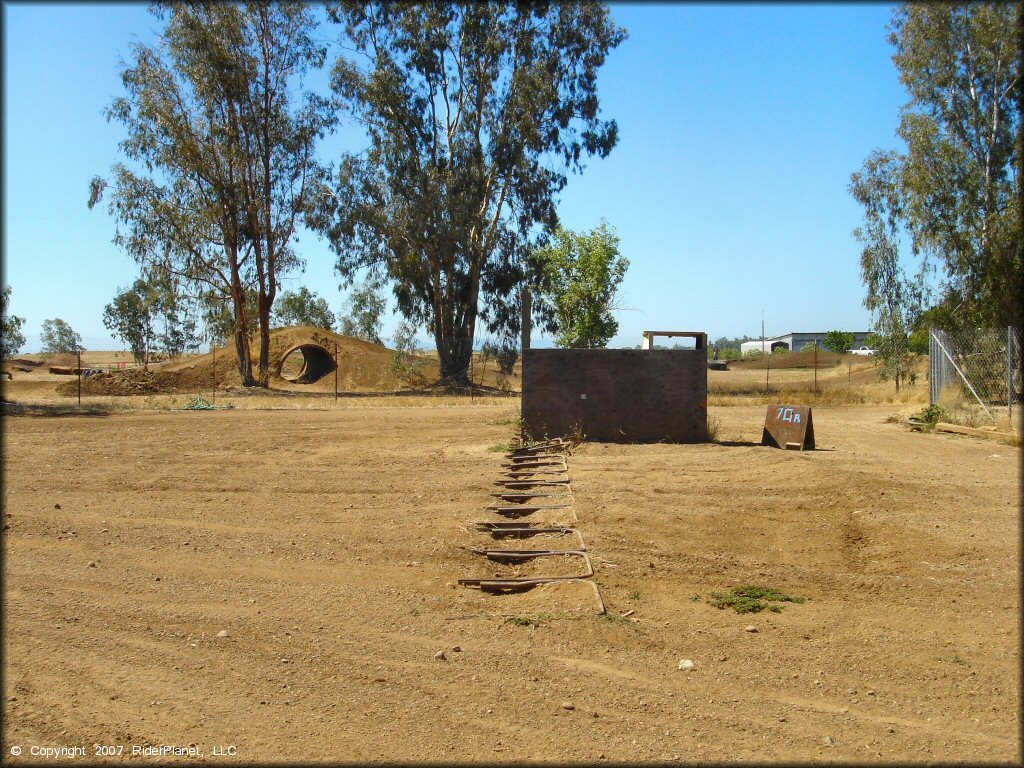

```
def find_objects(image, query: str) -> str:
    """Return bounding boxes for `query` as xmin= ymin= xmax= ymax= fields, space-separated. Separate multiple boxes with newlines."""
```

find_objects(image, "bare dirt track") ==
xmin=2 ymin=401 xmax=1020 ymax=763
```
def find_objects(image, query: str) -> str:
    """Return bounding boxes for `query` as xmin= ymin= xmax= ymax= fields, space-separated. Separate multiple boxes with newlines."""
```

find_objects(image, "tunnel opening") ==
xmin=278 ymin=344 xmax=337 ymax=384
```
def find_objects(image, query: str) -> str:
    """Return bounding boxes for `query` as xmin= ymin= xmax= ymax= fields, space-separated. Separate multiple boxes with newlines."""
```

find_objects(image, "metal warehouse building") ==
xmin=739 ymin=331 xmax=870 ymax=355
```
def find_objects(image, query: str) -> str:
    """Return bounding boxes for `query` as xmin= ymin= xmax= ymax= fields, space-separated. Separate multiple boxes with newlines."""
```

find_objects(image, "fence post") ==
xmin=1008 ymin=326 xmax=1014 ymax=423
xmin=813 ymin=344 xmax=818 ymax=393
xmin=77 ymin=349 xmax=82 ymax=406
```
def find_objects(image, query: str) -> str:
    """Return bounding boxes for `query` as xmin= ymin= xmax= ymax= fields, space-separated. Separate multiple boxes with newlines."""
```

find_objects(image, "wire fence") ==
xmin=929 ymin=327 xmax=1021 ymax=423
xmin=604 ymin=339 xmax=915 ymax=402
xmin=1 ymin=332 xmax=522 ymax=408
xmin=10 ymin=328 xmax=978 ymax=410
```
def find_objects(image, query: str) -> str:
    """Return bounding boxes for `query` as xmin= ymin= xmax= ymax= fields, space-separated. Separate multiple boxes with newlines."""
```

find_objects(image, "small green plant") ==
xmin=628 ymin=590 xmax=641 ymax=601
xmin=707 ymin=585 xmax=805 ymax=614
xmin=503 ymin=612 xmax=555 ymax=627
xmin=914 ymin=404 xmax=946 ymax=426
xmin=489 ymin=442 xmax=512 ymax=452
xmin=599 ymin=613 xmax=640 ymax=630
xmin=689 ymin=594 xmax=702 ymax=602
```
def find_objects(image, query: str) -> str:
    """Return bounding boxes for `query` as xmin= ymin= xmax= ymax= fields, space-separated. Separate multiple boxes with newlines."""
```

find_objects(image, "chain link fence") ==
xmin=929 ymin=327 xmax=1021 ymax=424
xmin=2 ymin=330 xmax=521 ymax=410
xmin=391 ymin=334 xmax=521 ymax=394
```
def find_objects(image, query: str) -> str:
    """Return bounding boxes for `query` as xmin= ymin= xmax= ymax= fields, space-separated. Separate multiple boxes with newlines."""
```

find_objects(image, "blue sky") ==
xmin=2 ymin=2 xmax=908 ymax=352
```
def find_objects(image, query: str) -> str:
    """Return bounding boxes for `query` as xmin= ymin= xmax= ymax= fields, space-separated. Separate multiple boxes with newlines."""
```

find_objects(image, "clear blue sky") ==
xmin=2 ymin=2 xmax=908 ymax=352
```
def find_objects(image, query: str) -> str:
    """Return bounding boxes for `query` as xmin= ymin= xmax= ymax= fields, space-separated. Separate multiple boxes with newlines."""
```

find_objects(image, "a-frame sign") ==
xmin=761 ymin=404 xmax=815 ymax=450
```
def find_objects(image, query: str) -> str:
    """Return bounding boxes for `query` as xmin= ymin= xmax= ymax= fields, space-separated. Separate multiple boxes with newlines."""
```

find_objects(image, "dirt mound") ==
xmin=58 ymin=326 xmax=440 ymax=396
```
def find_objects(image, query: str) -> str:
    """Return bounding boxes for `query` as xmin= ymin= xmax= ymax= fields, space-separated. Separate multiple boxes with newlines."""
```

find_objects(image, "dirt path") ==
xmin=2 ymin=403 xmax=1019 ymax=762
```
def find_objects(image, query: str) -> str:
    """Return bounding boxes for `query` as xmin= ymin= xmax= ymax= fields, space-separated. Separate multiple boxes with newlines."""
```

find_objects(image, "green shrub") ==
xmin=707 ymin=585 xmax=805 ymax=614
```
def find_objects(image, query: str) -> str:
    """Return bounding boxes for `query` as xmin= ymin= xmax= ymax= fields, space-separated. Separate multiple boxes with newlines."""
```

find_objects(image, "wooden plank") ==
xmin=934 ymin=422 xmax=1020 ymax=445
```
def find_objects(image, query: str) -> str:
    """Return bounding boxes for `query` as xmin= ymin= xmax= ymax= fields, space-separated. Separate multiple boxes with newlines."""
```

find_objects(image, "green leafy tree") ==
xmin=1 ymin=286 xmax=27 ymax=359
xmin=718 ymin=348 xmax=741 ymax=362
xmin=390 ymin=318 xmax=427 ymax=384
xmin=200 ymin=287 xmax=258 ymax=347
xmin=89 ymin=3 xmax=334 ymax=386
xmin=103 ymin=273 xmax=199 ymax=365
xmin=274 ymin=287 xmax=336 ymax=331
xmin=850 ymin=3 xmax=1021 ymax=332
xmin=871 ymin=319 xmax=918 ymax=392
xmin=908 ymin=327 xmax=930 ymax=355
xmin=823 ymin=330 xmax=856 ymax=356
xmin=337 ymin=277 xmax=386 ymax=345
xmin=319 ymin=2 xmax=626 ymax=382
xmin=850 ymin=150 xmax=925 ymax=393
xmin=534 ymin=222 xmax=629 ymax=348
xmin=40 ymin=319 xmax=84 ymax=354
xmin=103 ymin=280 xmax=156 ymax=365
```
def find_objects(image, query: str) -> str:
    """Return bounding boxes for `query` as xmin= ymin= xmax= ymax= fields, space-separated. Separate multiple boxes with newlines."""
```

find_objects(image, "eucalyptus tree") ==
xmin=1 ymin=287 xmax=27 ymax=359
xmin=850 ymin=2 xmax=1021 ymax=333
xmin=337 ymin=276 xmax=387 ymax=345
xmin=89 ymin=2 xmax=334 ymax=385
xmin=40 ymin=319 xmax=85 ymax=354
xmin=319 ymin=2 xmax=626 ymax=383
xmin=274 ymin=287 xmax=337 ymax=330
xmin=103 ymin=280 xmax=157 ymax=366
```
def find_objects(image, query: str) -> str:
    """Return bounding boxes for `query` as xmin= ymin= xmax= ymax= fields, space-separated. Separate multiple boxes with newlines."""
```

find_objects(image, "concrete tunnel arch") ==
xmin=278 ymin=343 xmax=337 ymax=384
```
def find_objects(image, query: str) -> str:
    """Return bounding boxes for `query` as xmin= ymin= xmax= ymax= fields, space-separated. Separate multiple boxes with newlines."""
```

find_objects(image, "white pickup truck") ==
xmin=848 ymin=346 xmax=878 ymax=356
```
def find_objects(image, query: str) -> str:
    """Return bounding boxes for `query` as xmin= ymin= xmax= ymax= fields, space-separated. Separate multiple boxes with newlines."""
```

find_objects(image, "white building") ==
xmin=739 ymin=331 xmax=870 ymax=355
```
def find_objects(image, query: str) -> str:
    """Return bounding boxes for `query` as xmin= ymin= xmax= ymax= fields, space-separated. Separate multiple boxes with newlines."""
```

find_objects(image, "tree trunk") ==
xmin=234 ymin=325 xmax=255 ymax=387
xmin=435 ymin=324 xmax=474 ymax=386
xmin=230 ymin=266 xmax=256 ymax=388
xmin=257 ymin=293 xmax=272 ymax=387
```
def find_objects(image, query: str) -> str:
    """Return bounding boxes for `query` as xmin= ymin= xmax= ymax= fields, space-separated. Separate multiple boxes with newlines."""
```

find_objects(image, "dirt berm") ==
xmin=57 ymin=326 xmax=440 ymax=396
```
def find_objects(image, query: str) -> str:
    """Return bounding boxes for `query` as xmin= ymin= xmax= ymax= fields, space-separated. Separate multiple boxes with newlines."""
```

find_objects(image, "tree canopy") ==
xmin=534 ymin=222 xmax=628 ymax=348
xmin=317 ymin=1 xmax=626 ymax=382
xmin=40 ymin=319 xmax=84 ymax=354
xmin=822 ymin=330 xmax=856 ymax=356
xmin=90 ymin=2 xmax=334 ymax=385
xmin=850 ymin=2 xmax=1021 ymax=333
xmin=337 ymin=276 xmax=387 ymax=345
xmin=274 ymin=287 xmax=337 ymax=330
xmin=103 ymin=280 xmax=156 ymax=366
xmin=1 ymin=287 xmax=27 ymax=359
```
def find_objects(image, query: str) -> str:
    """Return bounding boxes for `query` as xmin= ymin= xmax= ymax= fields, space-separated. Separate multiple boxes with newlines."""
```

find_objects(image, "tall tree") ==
xmin=319 ymin=2 xmax=626 ymax=382
xmin=1 ymin=286 xmax=27 ymax=359
xmin=104 ymin=274 xmax=200 ymax=365
xmin=40 ymin=319 xmax=85 ymax=354
xmin=103 ymin=280 xmax=157 ymax=366
xmin=850 ymin=3 xmax=1021 ymax=332
xmin=89 ymin=2 xmax=334 ymax=386
xmin=534 ymin=222 xmax=629 ymax=348
xmin=337 ymin=276 xmax=387 ymax=345
xmin=274 ymin=287 xmax=337 ymax=330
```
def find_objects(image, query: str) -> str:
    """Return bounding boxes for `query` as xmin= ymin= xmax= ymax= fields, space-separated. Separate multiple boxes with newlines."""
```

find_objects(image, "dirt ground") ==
xmin=2 ymin=399 xmax=1020 ymax=763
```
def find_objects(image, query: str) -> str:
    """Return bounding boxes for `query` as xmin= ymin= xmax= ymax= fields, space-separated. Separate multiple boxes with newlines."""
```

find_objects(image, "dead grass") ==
xmin=708 ymin=382 xmax=928 ymax=408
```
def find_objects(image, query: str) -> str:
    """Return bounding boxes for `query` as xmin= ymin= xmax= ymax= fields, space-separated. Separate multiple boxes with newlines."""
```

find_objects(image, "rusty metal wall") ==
xmin=521 ymin=349 xmax=708 ymax=443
